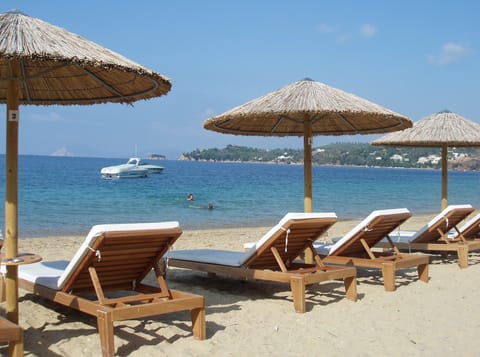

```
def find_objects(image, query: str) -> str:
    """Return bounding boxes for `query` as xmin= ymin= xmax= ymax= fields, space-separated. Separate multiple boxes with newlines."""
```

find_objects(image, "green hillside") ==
xmin=182 ymin=143 xmax=480 ymax=170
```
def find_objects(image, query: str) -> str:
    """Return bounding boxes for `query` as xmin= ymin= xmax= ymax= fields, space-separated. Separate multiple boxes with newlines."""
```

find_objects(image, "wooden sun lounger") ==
xmin=314 ymin=208 xmax=429 ymax=292
xmin=166 ymin=213 xmax=358 ymax=313
xmin=13 ymin=222 xmax=205 ymax=357
xmin=376 ymin=205 xmax=480 ymax=269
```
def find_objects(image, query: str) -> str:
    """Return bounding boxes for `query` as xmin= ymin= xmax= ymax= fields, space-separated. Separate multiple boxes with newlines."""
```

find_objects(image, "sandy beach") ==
xmin=2 ymin=212 xmax=480 ymax=356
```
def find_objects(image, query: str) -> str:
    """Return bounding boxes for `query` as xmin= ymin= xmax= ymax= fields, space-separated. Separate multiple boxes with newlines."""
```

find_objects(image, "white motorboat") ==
xmin=101 ymin=158 xmax=163 ymax=179
xmin=137 ymin=159 xmax=165 ymax=174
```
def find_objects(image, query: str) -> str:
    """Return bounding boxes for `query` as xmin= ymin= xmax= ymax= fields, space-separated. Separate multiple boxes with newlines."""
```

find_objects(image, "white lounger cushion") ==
xmin=314 ymin=208 xmax=411 ymax=255
xmin=408 ymin=204 xmax=473 ymax=242
xmin=167 ymin=249 xmax=246 ymax=267
xmin=14 ymin=221 xmax=180 ymax=290
xmin=314 ymin=243 xmax=336 ymax=256
xmin=170 ymin=212 xmax=337 ymax=266
xmin=385 ymin=230 xmax=417 ymax=243
xmin=16 ymin=260 xmax=69 ymax=290
xmin=458 ymin=212 xmax=480 ymax=238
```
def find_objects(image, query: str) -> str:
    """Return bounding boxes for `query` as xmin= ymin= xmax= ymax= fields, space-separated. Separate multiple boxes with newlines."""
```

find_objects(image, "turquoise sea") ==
xmin=0 ymin=155 xmax=479 ymax=238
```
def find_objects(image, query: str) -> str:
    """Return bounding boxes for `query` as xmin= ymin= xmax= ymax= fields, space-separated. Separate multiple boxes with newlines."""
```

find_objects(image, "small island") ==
xmin=148 ymin=154 xmax=166 ymax=160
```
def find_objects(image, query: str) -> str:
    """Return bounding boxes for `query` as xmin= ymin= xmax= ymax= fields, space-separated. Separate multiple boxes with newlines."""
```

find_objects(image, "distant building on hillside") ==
xmin=452 ymin=152 xmax=468 ymax=160
xmin=417 ymin=155 xmax=441 ymax=165
xmin=390 ymin=154 xmax=403 ymax=162
xmin=276 ymin=153 xmax=292 ymax=163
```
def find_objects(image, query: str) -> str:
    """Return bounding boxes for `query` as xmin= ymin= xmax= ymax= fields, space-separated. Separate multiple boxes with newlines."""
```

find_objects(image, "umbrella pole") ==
xmin=303 ymin=122 xmax=313 ymax=213
xmin=441 ymin=145 xmax=448 ymax=210
xmin=4 ymin=61 xmax=20 ymax=323
xmin=303 ymin=122 xmax=313 ymax=263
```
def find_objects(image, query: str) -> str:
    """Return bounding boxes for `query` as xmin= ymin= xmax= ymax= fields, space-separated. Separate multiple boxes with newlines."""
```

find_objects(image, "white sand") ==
xmin=2 ymin=213 xmax=480 ymax=356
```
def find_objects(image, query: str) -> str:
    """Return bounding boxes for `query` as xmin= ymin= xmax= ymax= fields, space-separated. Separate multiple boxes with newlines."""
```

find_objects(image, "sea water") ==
xmin=0 ymin=155 xmax=479 ymax=237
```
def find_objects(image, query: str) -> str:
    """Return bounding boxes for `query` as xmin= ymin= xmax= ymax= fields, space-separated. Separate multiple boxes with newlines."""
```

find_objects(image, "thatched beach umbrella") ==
xmin=0 ymin=11 xmax=171 ymax=323
xmin=372 ymin=110 xmax=480 ymax=210
xmin=204 ymin=78 xmax=412 ymax=212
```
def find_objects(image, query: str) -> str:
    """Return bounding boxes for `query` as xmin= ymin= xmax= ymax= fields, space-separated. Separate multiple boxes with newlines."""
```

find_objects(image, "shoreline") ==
xmin=15 ymin=207 xmax=446 ymax=241
xmin=179 ymin=158 xmax=480 ymax=173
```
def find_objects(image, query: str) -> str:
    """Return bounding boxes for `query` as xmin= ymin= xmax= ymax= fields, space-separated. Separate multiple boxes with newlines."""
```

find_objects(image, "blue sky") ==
xmin=1 ymin=1 xmax=479 ymax=159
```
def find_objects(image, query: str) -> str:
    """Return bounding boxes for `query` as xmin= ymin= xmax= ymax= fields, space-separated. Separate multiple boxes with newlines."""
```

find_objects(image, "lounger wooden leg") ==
xmin=0 ymin=274 xmax=5 ymax=302
xmin=457 ymin=246 xmax=469 ymax=269
xmin=0 ymin=317 xmax=23 ymax=357
xmin=344 ymin=276 xmax=358 ymax=301
xmin=290 ymin=276 xmax=306 ymax=313
xmin=97 ymin=310 xmax=115 ymax=357
xmin=417 ymin=263 xmax=429 ymax=283
xmin=381 ymin=263 xmax=396 ymax=292
xmin=9 ymin=333 xmax=23 ymax=357
xmin=191 ymin=307 xmax=206 ymax=340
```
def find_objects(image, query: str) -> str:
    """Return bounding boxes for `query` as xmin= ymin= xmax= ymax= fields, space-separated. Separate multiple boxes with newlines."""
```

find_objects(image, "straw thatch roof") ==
xmin=204 ymin=78 xmax=412 ymax=136
xmin=0 ymin=11 xmax=171 ymax=105
xmin=372 ymin=110 xmax=480 ymax=147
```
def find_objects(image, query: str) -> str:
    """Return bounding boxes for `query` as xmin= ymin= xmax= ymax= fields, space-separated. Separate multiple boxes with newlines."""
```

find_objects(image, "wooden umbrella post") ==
xmin=303 ymin=122 xmax=313 ymax=213
xmin=441 ymin=145 xmax=448 ymax=210
xmin=303 ymin=122 xmax=313 ymax=263
xmin=5 ymin=60 xmax=20 ymax=323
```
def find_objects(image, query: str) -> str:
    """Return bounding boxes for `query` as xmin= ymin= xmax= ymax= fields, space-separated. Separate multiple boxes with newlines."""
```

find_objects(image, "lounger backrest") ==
xmin=242 ymin=212 xmax=337 ymax=269
xmin=58 ymin=222 xmax=182 ymax=293
xmin=458 ymin=212 xmax=480 ymax=239
xmin=411 ymin=205 xmax=475 ymax=243
xmin=328 ymin=208 xmax=411 ymax=257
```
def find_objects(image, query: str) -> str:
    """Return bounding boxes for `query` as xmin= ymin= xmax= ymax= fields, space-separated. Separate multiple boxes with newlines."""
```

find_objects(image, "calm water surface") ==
xmin=0 ymin=155 xmax=479 ymax=237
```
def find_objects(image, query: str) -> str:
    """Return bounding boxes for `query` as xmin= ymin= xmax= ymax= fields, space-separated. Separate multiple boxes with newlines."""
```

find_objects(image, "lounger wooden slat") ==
xmin=457 ymin=212 xmax=480 ymax=240
xmin=167 ymin=213 xmax=358 ymax=313
xmin=315 ymin=208 xmax=429 ymax=292
xmin=13 ymin=222 xmax=206 ymax=357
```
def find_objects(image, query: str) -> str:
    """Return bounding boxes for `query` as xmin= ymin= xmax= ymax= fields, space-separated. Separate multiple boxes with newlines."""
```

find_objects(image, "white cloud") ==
xmin=429 ymin=42 xmax=470 ymax=65
xmin=318 ymin=23 xmax=377 ymax=43
xmin=28 ymin=112 xmax=62 ymax=122
xmin=359 ymin=24 xmax=377 ymax=38
xmin=336 ymin=34 xmax=352 ymax=43
xmin=204 ymin=108 xmax=216 ymax=117
xmin=317 ymin=23 xmax=335 ymax=33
